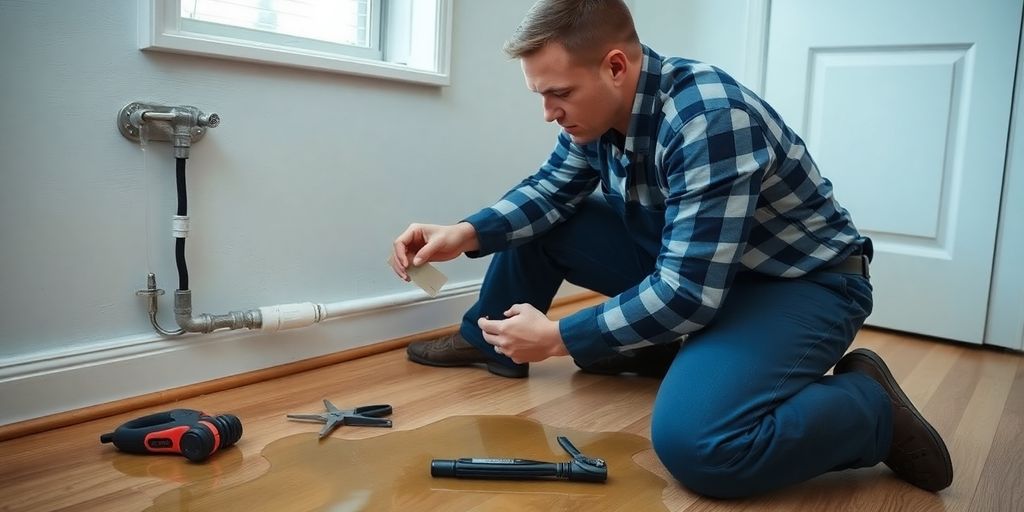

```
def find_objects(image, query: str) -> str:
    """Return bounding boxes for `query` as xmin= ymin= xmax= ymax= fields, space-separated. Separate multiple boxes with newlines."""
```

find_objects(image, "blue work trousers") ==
xmin=459 ymin=196 xmax=891 ymax=498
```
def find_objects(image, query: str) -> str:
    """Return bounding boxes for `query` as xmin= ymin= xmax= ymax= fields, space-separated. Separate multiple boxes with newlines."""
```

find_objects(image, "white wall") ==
xmin=630 ymin=0 xmax=768 ymax=93
xmin=0 ymin=0 xmax=560 ymax=425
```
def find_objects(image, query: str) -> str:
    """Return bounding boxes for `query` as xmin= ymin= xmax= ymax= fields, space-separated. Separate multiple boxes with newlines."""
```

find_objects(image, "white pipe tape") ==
xmin=172 ymin=215 xmax=190 ymax=238
xmin=259 ymin=302 xmax=323 ymax=332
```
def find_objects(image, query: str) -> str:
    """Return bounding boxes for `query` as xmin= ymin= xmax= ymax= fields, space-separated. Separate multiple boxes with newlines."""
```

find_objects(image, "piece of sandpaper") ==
xmin=388 ymin=255 xmax=448 ymax=297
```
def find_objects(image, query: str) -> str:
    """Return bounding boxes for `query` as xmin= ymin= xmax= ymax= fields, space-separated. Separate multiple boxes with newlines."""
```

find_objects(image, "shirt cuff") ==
xmin=559 ymin=305 xmax=620 ymax=366
xmin=462 ymin=208 xmax=509 ymax=258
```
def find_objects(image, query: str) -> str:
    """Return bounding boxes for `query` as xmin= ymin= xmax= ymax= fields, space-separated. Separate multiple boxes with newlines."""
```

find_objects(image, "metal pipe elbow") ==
xmin=173 ymin=290 xmax=261 ymax=333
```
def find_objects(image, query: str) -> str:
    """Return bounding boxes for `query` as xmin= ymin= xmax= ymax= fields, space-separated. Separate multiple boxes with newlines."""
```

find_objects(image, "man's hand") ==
xmin=478 ymin=304 xmax=570 ymax=364
xmin=391 ymin=222 xmax=479 ymax=281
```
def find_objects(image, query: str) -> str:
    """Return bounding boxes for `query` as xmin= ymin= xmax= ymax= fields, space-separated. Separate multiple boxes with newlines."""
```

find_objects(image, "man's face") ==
xmin=522 ymin=43 xmax=621 ymax=144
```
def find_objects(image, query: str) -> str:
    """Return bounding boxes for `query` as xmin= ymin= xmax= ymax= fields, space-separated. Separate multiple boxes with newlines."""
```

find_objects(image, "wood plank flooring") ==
xmin=0 ymin=322 xmax=1021 ymax=511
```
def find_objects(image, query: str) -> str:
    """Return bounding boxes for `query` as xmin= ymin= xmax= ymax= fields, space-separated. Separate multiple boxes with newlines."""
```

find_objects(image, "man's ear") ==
xmin=604 ymin=49 xmax=628 ymax=83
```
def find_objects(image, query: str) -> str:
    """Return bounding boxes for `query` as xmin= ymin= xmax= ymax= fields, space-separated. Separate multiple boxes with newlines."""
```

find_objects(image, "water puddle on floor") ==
xmin=142 ymin=415 xmax=668 ymax=511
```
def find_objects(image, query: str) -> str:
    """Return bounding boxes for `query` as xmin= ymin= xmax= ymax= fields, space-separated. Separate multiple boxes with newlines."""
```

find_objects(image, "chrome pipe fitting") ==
xmin=173 ymin=289 xmax=262 ymax=333
xmin=136 ymin=273 xmax=185 ymax=337
xmin=117 ymin=102 xmax=220 ymax=158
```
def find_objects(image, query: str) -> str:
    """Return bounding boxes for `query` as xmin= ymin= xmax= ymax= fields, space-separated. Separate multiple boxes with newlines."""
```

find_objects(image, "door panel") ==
xmin=765 ymin=0 xmax=1022 ymax=343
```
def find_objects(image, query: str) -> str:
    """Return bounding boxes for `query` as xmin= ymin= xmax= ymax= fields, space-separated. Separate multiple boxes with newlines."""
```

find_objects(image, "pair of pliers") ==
xmin=286 ymin=399 xmax=393 ymax=439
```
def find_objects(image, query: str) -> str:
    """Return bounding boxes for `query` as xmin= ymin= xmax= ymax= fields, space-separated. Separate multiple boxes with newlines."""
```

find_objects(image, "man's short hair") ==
xmin=503 ymin=0 xmax=640 ymax=64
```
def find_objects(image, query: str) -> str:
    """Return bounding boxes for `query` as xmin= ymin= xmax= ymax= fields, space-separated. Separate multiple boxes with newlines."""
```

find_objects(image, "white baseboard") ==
xmin=0 ymin=282 xmax=484 ymax=427
xmin=0 ymin=281 xmax=590 ymax=427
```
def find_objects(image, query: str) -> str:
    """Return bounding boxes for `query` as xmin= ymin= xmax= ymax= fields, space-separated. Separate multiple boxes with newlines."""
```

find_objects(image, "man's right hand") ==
xmin=390 ymin=222 xmax=479 ymax=281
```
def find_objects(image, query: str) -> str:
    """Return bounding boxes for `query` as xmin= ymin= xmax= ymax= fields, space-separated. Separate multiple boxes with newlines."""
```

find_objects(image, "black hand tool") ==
xmin=431 ymin=436 xmax=607 ymax=482
xmin=100 ymin=409 xmax=242 ymax=463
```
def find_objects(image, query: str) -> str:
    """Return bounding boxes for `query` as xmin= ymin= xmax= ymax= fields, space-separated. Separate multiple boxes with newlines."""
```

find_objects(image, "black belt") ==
xmin=823 ymin=253 xmax=870 ymax=278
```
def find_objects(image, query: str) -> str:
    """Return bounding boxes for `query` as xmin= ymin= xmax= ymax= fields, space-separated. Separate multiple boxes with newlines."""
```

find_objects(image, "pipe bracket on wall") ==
xmin=117 ymin=102 xmax=220 ymax=158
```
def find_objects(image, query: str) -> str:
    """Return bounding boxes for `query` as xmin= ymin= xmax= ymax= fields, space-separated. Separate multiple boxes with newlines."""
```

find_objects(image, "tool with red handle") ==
xmin=100 ymin=409 xmax=242 ymax=462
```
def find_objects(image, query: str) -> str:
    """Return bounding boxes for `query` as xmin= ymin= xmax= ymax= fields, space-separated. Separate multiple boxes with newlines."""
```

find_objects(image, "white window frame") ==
xmin=139 ymin=0 xmax=453 ymax=86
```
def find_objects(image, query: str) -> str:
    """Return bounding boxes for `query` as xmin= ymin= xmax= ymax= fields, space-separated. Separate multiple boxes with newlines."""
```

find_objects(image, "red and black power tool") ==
xmin=100 ymin=409 xmax=242 ymax=463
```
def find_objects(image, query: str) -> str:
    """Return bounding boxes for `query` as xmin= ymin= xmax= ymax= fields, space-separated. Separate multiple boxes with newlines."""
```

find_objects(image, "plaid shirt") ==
xmin=464 ymin=45 xmax=864 ymax=365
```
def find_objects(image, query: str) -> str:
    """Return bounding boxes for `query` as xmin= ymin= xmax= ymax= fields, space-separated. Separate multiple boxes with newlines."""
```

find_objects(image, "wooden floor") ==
xmin=0 ymin=322 xmax=1021 ymax=511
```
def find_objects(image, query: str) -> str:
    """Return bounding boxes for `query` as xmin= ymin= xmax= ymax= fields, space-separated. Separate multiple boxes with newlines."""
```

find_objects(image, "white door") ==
xmin=764 ymin=0 xmax=1023 ymax=344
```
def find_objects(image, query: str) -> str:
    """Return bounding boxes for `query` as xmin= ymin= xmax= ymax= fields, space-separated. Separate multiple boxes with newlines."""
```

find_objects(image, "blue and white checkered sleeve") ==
xmin=560 ymin=108 xmax=774 ymax=364
xmin=464 ymin=131 xmax=600 ymax=257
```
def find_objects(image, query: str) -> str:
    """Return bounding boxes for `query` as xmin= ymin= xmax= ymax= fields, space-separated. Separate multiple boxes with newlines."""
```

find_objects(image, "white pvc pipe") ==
xmin=257 ymin=280 xmax=480 ymax=332
xmin=322 ymin=280 xmax=480 ymax=320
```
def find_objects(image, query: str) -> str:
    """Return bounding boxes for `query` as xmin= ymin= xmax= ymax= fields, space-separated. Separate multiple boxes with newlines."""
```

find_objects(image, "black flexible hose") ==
xmin=175 ymin=157 xmax=189 ymax=291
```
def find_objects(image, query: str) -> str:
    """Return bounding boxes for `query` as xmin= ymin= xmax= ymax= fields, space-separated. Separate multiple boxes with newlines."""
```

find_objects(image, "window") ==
xmin=140 ymin=0 xmax=453 ymax=86
xmin=180 ymin=1 xmax=381 ymax=59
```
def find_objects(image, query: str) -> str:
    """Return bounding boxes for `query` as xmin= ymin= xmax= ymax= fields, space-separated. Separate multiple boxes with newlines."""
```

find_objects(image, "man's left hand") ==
xmin=478 ymin=304 xmax=569 ymax=364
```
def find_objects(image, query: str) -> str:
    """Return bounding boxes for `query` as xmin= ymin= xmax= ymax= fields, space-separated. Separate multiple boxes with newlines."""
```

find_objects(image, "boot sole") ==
xmin=836 ymin=348 xmax=953 ymax=491
xmin=485 ymin=361 xmax=529 ymax=379
xmin=406 ymin=347 xmax=528 ymax=379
